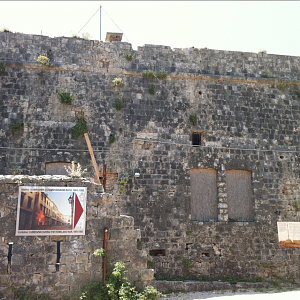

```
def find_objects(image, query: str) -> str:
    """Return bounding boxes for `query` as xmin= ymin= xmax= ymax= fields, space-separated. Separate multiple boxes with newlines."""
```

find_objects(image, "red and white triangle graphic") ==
xmin=73 ymin=193 xmax=84 ymax=228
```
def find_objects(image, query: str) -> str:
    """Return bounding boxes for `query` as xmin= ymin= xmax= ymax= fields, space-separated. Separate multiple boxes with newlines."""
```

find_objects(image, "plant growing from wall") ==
xmin=182 ymin=258 xmax=192 ymax=269
xmin=0 ymin=61 xmax=6 ymax=75
xmin=9 ymin=122 xmax=24 ymax=135
xmin=81 ymin=32 xmax=92 ymax=40
xmin=57 ymin=88 xmax=73 ymax=104
xmin=36 ymin=55 xmax=50 ymax=66
xmin=142 ymin=69 xmax=155 ymax=80
xmin=73 ymin=118 xmax=88 ymax=138
xmin=118 ymin=173 xmax=129 ymax=193
xmin=149 ymin=84 xmax=155 ymax=95
xmin=155 ymin=69 xmax=168 ymax=80
xmin=125 ymin=52 xmax=135 ymax=62
xmin=189 ymin=115 xmax=197 ymax=126
xmin=112 ymin=77 xmax=123 ymax=88
xmin=90 ymin=248 xmax=162 ymax=300
xmin=142 ymin=69 xmax=168 ymax=81
xmin=64 ymin=161 xmax=87 ymax=177
xmin=13 ymin=166 xmax=22 ymax=175
xmin=109 ymin=134 xmax=116 ymax=145
xmin=297 ymin=91 xmax=300 ymax=99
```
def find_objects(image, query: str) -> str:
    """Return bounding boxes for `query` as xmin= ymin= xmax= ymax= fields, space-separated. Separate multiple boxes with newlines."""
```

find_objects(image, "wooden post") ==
xmin=84 ymin=133 xmax=101 ymax=184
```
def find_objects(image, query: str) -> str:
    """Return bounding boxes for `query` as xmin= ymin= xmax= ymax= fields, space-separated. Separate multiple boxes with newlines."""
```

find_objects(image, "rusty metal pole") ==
xmin=103 ymin=227 xmax=108 ymax=285
xmin=103 ymin=164 xmax=107 ymax=192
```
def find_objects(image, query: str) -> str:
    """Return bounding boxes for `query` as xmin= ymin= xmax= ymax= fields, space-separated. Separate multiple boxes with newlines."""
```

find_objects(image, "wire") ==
xmin=76 ymin=7 xmax=100 ymax=36
xmin=102 ymin=7 xmax=130 ymax=43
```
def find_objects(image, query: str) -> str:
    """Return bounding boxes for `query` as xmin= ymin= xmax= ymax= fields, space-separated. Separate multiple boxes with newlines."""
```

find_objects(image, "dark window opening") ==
xmin=56 ymin=242 xmax=61 ymax=272
xmin=202 ymin=252 xmax=210 ymax=257
xmin=21 ymin=193 xmax=25 ymax=207
xmin=192 ymin=133 xmax=201 ymax=146
xmin=149 ymin=249 xmax=166 ymax=256
xmin=186 ymin=243 xmax=193 ymax=250
xmin=8 ymin=243 xmax=13 ymax=263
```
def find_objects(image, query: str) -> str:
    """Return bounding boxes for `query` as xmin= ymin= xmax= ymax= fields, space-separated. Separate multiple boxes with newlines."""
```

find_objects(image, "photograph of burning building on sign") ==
xmin=16 ymin=187 xmax=86 ymax=236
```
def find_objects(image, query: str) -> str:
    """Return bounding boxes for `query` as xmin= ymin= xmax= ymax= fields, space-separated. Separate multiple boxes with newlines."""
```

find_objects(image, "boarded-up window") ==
xmin=190 ymin=168 xmax=218 ymax=221
xmin=226 ymin=170 xmax=254 ymax=222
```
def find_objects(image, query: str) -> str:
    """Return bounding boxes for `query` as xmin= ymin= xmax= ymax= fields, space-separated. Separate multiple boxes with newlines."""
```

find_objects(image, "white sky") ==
xmin=1 ymin=1 xmax=300 ymax=56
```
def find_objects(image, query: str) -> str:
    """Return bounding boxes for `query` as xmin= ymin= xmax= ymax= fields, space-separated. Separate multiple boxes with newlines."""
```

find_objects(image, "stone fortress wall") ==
xmin=1 ymin=31 xmax=300 ymax=293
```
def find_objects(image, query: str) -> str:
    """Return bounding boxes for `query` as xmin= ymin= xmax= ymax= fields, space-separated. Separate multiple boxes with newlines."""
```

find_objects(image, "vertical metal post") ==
xmin=100 ymin=5 xmax=102 ymax=41
xmin=103 ymin=164 xmax=107 ymax=192
xmin=103 ymin=227 xmax=108 ymax=285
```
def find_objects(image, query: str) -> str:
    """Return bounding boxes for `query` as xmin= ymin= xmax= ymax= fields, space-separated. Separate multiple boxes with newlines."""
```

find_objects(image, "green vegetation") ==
xmin=9 ymin=122 xmax=24 ymax=135
xmin=182 ymin=258 xmax=192 ymax=269
xmin=147 ymin=260 xmax=154 ymax=268
xmin=73 ymin=118 xmax=88 ymax=138
xmin=142 ymin=69 xmax=155 ymax=80
xmin=0 ymin=61 xmax=6 ymax=75
xmin=36 ymin=55 xmax=50 ymax=66
xmin=298 ymin=91 xmax=300 ymax=99
xmin=186 ymin=103 xmax=191 ymax=109
xmin=57 ymin=89 xmax=73 ymax=104
xmin=186 ymin=230 xmax=192 ymax=236
xmin=9 ymin=286 xmax=52 ymax=300
xmin=142 ymin=69 xmax=168 ymax=80
xmin=292 ymin=201 xmax=299 ymax=212
xmin=189 ymin=115 xmax=197 ymax=126
xmin=13 ymin=166 xmax=22 ymax=175
xmin=115 ymin=98 xmax=123 ymax=110
xmin=262 ymin=73 xmax=269 ymax=78
xmin=84 ymin=249 xmax=163 ymax=300
xmin=149 ymin=84 xmax=155 ymax=95
xmin=215 ymin=235 xmax=221 ymax=240
xmin=125 ymin=52 xmax=135 ymax=62
xmin=109 ymin=134 xmax=116 ymax=145
xmin=118 ymin=173 xmax=129 ymax=193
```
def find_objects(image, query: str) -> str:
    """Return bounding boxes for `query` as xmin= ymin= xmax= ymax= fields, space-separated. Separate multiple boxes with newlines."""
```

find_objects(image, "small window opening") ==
xmin=149 ymin=249 xmax=166 ymax=256
xmin=56 ymin=242 xmax=61 ymax=272
xmin=202 ymin=252 xmax=210 ymax=257
xmin=192 ymin=133 xmax=201 ymax=146
xmin=8 ymin=242 xmax=13 ymax=264
xmin=186 ymin=243 xmax=193 ymax=250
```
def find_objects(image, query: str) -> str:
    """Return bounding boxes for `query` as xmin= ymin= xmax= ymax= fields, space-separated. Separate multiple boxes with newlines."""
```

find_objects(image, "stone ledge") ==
xmin=150 ymin=280 xmax=271 ymax=293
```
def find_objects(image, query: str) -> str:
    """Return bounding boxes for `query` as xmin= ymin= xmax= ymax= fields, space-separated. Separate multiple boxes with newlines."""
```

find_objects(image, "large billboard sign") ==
xmin=16 ymin=186 xmax=87 ymax=236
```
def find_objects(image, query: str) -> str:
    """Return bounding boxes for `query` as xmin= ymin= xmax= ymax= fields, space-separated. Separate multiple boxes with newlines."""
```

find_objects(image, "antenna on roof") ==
xmin=100 ymin=5 xmax=102 ymax=41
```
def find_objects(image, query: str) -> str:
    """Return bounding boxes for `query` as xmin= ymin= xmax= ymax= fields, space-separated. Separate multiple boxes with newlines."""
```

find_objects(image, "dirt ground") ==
xmin=160 ymin=288 xmax=300 ymax=300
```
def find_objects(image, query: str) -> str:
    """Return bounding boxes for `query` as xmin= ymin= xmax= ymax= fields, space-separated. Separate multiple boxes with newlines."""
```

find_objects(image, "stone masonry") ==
xmin=1 ymin=31 xmax=300 ymax=290
xmin=0 ymin=175 xmax=152 ymax=298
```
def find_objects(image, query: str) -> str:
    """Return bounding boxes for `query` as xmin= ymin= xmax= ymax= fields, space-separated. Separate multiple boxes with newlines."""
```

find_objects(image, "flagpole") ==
xmin=100 ymin=5 xmax=102 ymax=40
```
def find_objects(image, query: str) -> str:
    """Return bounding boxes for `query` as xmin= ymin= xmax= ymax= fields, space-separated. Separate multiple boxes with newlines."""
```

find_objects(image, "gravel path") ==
xmin=160 ymin=288 xmax=300 ymax=300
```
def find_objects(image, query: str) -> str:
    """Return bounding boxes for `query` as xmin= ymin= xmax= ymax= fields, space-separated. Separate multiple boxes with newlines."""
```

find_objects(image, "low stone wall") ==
xmin=0 ymin=175 xmax=153 ymax=299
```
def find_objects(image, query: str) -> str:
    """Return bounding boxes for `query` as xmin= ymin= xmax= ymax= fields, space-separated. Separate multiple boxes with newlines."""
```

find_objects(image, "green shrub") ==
xmin=155 ymin=69 xmax=168 ymax=80
xmin=9 ymin=122 xmax=24 ymax=135
xmin=57 ymin=89 xmax=73 ymax=104
xmin=115 ymin=99 xmax=123 ymax=110
xmin=142 ymin=70 xmax=155 ymax=80
xmin=118 ymin=173 xmax=129 ymax=193
xmin=77 ymin=259 xmax=163 ymax=300
xmin=125 ymin=52 xmax=135 ymax=62
xmin=149 ymin=85 xmax=155 ymax=95
xmin=109 ymin=134 xmax=116 ymax=145
xmin=73 ymin=118 xmax=88 ymax=138
xmin=142 ymin=69 xmax=168 ymax=81
xmin=147 ymin=260 xmax=154 ymax=268
xmin=9 ymin=286 xmax=52 ymax=300
xmin=189 ymin=115 xmax=197 ymax=126
xmin=182 ymin=258 xmax=192 ymax=269
xmin=297 ymin=91 xmax=300 ymax=99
